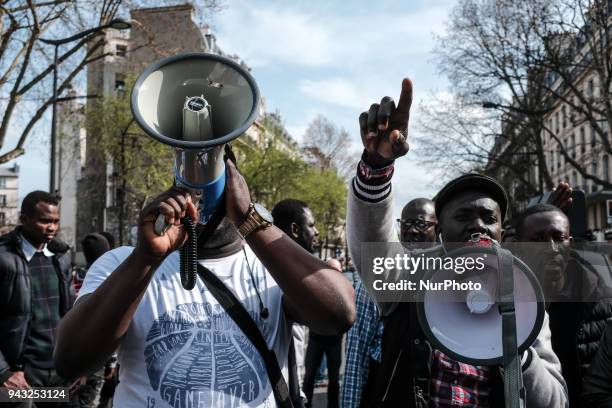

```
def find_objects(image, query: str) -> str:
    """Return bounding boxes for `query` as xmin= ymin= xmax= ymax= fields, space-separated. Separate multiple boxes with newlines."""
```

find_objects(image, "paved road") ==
xmin=311 ymin=386 xmax=329 ymax=407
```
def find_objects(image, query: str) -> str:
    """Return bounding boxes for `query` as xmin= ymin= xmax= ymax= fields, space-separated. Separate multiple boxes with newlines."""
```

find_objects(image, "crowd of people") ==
xmin=2 ymin=77 xmax=612 ymax=408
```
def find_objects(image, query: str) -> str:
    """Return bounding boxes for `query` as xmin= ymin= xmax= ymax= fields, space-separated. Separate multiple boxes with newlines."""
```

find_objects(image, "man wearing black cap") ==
xmin=346 ymin=78 xmax=567 ymax=407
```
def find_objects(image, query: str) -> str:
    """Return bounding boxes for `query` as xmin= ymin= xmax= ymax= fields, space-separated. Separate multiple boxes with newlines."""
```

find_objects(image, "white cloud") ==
xmin=298 ymin=78 xmax=371 ymax=110
xmin=215 ymin=1 xmax=334 ymax=67
xmin=213 ymin=0 xmax=457 ymax=206
xmin=215 ymin=1 xmax=452 ymax=68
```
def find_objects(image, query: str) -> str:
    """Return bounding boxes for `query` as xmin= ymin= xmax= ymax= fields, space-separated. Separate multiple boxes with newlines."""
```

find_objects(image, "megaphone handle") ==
xmin=154 ymin=213 xmax=171 ymax=236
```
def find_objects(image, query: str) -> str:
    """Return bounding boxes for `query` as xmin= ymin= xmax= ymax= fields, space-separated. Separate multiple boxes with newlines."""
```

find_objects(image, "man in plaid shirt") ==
xmin=346 ymin=78 xmax=568 ymax=407
xmin=0 ymin=191 xmax=74 ymax=405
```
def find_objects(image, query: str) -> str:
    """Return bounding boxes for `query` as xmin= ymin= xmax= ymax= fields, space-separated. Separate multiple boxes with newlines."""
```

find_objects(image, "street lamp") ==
xmin=40 ymin=19 xmax=131 ymax=194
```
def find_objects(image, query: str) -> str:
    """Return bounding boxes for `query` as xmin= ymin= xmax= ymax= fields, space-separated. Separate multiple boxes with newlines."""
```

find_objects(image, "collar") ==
xmin=20 ymin=233 xmax=54 ymax=262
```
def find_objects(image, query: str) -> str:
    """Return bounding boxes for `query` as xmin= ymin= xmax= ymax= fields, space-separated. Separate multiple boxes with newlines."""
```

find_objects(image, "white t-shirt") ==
xmin=78 ymin=245 xmax=291 ymax=408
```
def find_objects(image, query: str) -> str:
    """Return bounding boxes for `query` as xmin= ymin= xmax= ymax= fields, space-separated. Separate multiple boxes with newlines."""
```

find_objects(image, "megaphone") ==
xmin=416 ymin=242 xmax=545 ymax=407
xmin=416 ymin=245 xmax=544 ymax=364
xmin=131 ymin=53 xmax=260 ymax=289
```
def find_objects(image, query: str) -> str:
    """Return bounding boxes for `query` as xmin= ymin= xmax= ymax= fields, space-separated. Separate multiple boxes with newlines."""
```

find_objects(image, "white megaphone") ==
xmin=131 ymin=52 xmax=260 ymax=228
xmin=416 ymin=243 xmax=545 ymax=407
xmin=416 ymin=245 xmax=545 ymax=365
xmin=131 ymin=53 xmax=260 ymax=289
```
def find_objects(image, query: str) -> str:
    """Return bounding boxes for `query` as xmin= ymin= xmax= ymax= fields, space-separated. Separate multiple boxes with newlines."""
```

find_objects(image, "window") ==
xmin=580 ymin=127 xmax=586 ymax=154
xmin=604 ymin=155 xmax=610 ymax=182
xmin=571 ymin=134 xmax=576 ymax=158
xmin=571 ymin=171 xmax=577 ymax=187
xmin=562 ymin=106 xmax=567 ymax=128
xmin=592 ymin=125 xmax=597 ymax=149
xmin=588 ymin=79 xmax=594 ymax=98
xmin=556 ymin=112 xmax=559 ymax=134
xmin=115 ymin=44 xmax=127 ymax=57
xmin=0 ymin=213 xmax=5 ymax=226
xmin=0 ymin=178 xmax=7 ymax=188
xmin=0 ymin=195 xmax=7 ymax=206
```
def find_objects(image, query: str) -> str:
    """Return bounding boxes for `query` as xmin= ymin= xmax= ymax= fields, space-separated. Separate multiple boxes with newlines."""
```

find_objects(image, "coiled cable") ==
xmin=180 ymin=215 xmax=197 ymax=290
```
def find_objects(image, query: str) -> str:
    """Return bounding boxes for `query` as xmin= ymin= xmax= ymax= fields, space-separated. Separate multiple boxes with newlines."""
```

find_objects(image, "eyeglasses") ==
xmin=396 ymin=218 xmax=437 ymax=232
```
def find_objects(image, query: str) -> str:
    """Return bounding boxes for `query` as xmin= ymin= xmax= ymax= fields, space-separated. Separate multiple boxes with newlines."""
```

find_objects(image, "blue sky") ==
xmin=13 ymin=0 xmax=456 ymax=217
xmin=212 ymin=0 xmax=455 ymax=215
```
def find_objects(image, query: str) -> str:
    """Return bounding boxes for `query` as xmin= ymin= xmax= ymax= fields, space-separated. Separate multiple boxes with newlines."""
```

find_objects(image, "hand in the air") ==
xmin=359 ymin=78 xmax=413 ymax=166
xmin=549 ymin=181 xmax=573 ymax=209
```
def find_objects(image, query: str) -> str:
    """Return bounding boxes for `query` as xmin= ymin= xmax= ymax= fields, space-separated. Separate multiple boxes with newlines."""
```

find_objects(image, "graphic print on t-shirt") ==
xmin=145 ymin=301 xmax=268 ymax=407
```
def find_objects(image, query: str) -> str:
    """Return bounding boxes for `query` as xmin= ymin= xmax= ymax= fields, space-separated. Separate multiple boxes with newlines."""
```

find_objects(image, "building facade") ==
xmin=0 ymin=164 xmax=20 ymax=234
xmin=488 ymin=5 xmax=612 ymax=238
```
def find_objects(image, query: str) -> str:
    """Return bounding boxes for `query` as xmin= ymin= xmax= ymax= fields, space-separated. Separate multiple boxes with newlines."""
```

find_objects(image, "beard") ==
xmin=197 ymin=217 xmax=243 ymax=258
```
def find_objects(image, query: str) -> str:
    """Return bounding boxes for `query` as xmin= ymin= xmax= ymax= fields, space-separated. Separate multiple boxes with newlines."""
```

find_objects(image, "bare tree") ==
xmin=302 ymin=115 xmax=358 ymax=179
xmin=0 ymin=0 xmax=122 ymax=163
xmin=0 ymin=0 xmax=225 ymax=164
xmin=430 ymin=0 xmax=612 ymax=194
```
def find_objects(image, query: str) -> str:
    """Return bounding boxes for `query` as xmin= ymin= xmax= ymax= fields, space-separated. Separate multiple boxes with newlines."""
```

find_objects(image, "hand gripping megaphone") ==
xmin=131 ymin=53 xmax=260 ymax=289
xmin=416 ymin=237 xmax=545 ymax=408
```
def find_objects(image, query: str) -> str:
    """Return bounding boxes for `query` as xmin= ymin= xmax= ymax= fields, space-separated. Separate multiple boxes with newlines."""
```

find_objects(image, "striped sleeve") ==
xmin=352 ymin=158 xmax=394 ymax=203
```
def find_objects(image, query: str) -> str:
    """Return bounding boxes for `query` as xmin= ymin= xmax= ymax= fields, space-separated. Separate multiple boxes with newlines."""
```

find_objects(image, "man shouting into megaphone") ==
xmin=53 ymin=158 xmax=356 ymax=408
xmin=346 ymin=78 xmax=568 ymax=407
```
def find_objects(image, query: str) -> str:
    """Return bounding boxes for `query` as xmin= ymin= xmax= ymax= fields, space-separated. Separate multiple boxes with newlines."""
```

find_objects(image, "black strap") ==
xmin=196 ymin=263 xmax=294 ymax=408
xmin=495 ymin=246 xmax=525 ymax=408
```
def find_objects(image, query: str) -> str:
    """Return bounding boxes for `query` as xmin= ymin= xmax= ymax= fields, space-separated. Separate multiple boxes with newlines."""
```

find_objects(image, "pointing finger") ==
xmin=395 ymin=78 xmax=413 ymax=119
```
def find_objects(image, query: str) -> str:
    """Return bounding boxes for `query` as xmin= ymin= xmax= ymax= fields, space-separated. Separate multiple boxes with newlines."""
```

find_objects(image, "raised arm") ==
xmin=224 ymin=159 xmax=355 ymax=335
xmin=346 ymin=78 xmax=413 ymax=317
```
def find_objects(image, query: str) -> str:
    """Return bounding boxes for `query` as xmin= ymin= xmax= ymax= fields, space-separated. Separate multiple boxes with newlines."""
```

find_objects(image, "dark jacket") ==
xmin=347 ymin=186 xmax=568 ymax=408
xmin=549 ymin=254 xmax=612 ymax=407
xmin=0 ymin=227 xmax=71 ymax=382
xmin=360 ymin=301 xmax=505 ymax=408
xmin=582 ymin=320 xmax=612 ymax=407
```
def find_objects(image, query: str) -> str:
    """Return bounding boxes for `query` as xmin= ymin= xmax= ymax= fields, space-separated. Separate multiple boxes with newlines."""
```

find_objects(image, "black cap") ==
xmin=434 ymin=173 xmax=508 ymax=222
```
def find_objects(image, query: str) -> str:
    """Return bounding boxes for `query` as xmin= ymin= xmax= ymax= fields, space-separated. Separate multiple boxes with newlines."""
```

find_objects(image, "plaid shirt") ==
xmin=341 ymin=282 xmax=384 ymax=408
xmin=431 ymin=350 xmax=491 ymax=407
xmin=21 ymin=251 xmax=62 ymax=368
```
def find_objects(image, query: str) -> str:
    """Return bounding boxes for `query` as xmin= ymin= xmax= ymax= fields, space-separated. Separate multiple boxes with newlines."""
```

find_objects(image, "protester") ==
xmin=342 ymin=198 xmax=437 ymax=407
xmin=397 ymin=198 xmax=437 ymax=245
xmin=54 ymin=160 xmax=355 ymax=408
xmin=272 ymin=198 xmax=321 ymax=407
xmin=0 ymin=191 xmax=73 ymax=406
xmin=582 ymin=320 xmax=612 ymax=407
xmin=346 ymin=78 xmax=567 ymax=407
xmin=271 ymin=198 xmax=342 ymax=408
xmin=515 ymin=201 xmax=612 ymax=407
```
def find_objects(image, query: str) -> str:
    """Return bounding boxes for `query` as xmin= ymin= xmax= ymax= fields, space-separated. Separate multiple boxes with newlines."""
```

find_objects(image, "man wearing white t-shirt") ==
xmin=53 ymin=159 xmax=356 ymax=408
